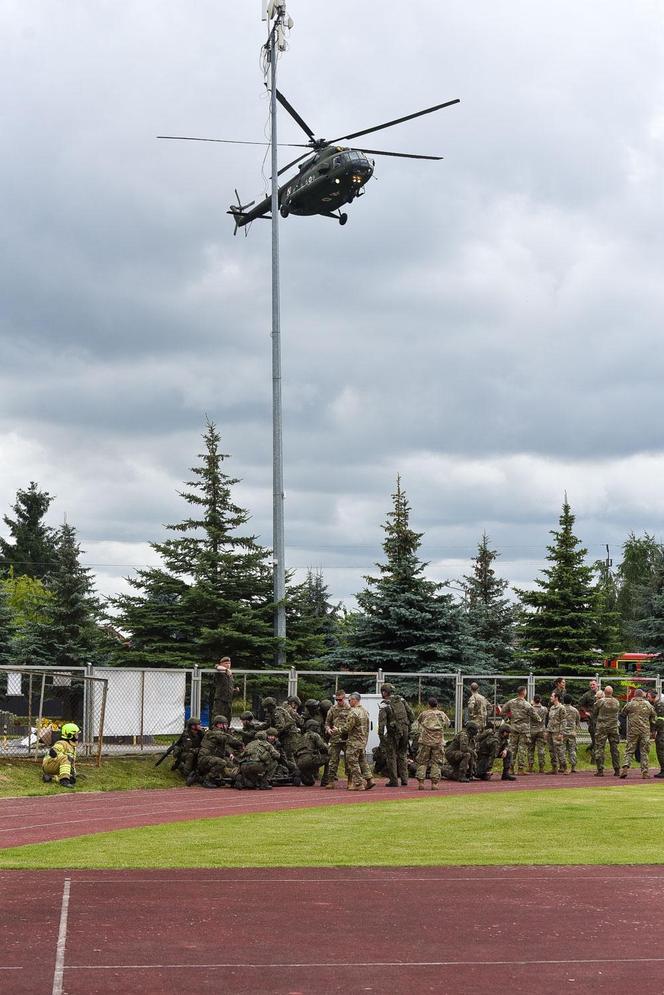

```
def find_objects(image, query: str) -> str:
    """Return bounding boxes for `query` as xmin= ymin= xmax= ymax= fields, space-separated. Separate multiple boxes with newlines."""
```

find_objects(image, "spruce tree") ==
xmin=615 ymin=532 xmax=664 ymax=648
xmin=0 ymin=582 xmax=16 ymax=666
xmin=110 ymin=420 xmax=279 ymax=668
xmin=516 ymin=497 xmax=599 ymax=673
xmin=0 ymin=482 xmax=58 ymax=579
xmin=462 ymin=533 xmax=515 ymax=672
xmin=286 ymin=569 xmax=341 ymax=661
xmin=591 ymin=556 xmax=623 ymax=659
xmin=341 ymin=477 xmax=467 ymax=672
xmin=2 ymin=572 xmax=52 ymax=666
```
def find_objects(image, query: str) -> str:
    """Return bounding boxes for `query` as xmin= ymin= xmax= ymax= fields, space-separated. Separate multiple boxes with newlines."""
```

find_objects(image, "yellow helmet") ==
xmin=61 ymin=723 xmax=80 ymax=741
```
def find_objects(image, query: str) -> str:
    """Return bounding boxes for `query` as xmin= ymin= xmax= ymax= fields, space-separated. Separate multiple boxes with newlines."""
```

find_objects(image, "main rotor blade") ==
xmin=277 ymin=151 xmax=310 ymax=176
xmin=275 ymin=89 xmax=316 ymax=140
xmin=356 ymin=147 xmax=443 ymax=160
xmin=157 ymin=135 xmax=309 ymax=148
xmin=331 ymin=97 xmax=460 ymax=144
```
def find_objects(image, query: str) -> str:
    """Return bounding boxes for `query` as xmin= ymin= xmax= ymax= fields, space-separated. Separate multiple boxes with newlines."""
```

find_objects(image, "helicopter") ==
xmin=159 ymin=90 xmax=459 ymax=232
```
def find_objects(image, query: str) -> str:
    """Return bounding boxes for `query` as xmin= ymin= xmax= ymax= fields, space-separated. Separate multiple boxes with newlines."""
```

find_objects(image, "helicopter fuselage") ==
xmin=280 ymin=146 xmax=373 ymax=217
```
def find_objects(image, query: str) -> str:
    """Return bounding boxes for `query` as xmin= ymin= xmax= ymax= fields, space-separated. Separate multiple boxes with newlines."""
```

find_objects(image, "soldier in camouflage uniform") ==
xmin=195 ymin=715 xmax=242 ymax=787
xmin=527 ymin=695 xmax=548 ymax=772
xmin=237 ymin=710 xmax=267 ymax=746
xmin=546 ymin=691 xmax=567 ymax=774
xmin=236 ymin=730 xmax=281 ymax=789
xmin=501 ymin=687 xmax=536 ymax=774
xmin=562 ymin=694 xmax=581 ymax=774
xmin=620 ymin=689 xmax=657 ymax=778
xmin=324 ymin=690 xmax=350 ymax=789
xmin=475 ymin=724 xmax=515 ymax=781
xmin=467 ymin=683 xmax=490 ymax=729
xmin=443 ymin=722 xmax=478 ymax=782
xmin=262 ymin=696 xmax=302 ymax=761
xmin=294 ymin=720 xmax=329 ymax=786
xmin=415 ymin=697 xmax=450 ymax=790
xmin=303 ymin=699 xmax=325 ymax=736
xmin=578 ymin=679 xmax=599 ymax=754
xmin=593 ymin=687 xmax=621 ymax=776
xmin=646 ymin=689 xmax=664 ymax=778
xmin=378 ymin=683 xmax=415 ymax=787
xmin=174 ymin=717 xmax=205 ymax=784
xmin=345 ymin=692 xmax=375 ymax=791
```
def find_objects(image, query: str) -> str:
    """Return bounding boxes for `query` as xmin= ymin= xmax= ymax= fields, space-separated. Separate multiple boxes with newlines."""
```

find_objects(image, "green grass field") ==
xmin=0 ymin=756 xmax=181 ymax=797
xmin=2 ymin=786 xmax=663 ymax=869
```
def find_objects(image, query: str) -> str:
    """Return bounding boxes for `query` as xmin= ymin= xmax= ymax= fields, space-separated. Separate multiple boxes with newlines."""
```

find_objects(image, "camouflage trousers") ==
xmin=547 ymin=733 xmax=566 ymax=772
xmin=509 ymin=728 xmax=530 ymax=771
xmin=415 ymin=742 xmax=444 ymax=782
xmin=197 ymin=755 xmax=237 ymax=784
xmin=563 ymin=734 xmax=577 ymax=770
xmin=326 ymin=739 xmax=346 ymax=783
xmin=594 ymin=726 xmax=620 ymax=773
xmin=295 ymin=753 xmax=325 ymax=786
xmin=383 ymin=729 xmax=410 ymax=783
xmin=623 ymin=729 xmax=651 ymax=773
xmin=444 ymin=749 xmax=472 ymax=779
xmin=237 ymin=760 xmax=270 ymax=788
xmin=527 ymin=731 xmax=546 ymax=770
xmin=280 ymin=730 xmax=300 ymax=761
xmin=345 ymin=742 xmax=371 ymax=787
xmin=178 ymin=749 xmax=199 ymax=779
xmin=656 ymin=729 xmax=664 ymax=771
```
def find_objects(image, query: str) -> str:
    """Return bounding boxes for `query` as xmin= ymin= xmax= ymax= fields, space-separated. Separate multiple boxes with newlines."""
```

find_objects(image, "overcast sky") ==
xmin=2 ymin=0 xmax=664 ymax=606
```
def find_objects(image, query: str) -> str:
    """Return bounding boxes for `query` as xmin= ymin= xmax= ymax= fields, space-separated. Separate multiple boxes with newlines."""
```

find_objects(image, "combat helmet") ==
xmin=287 ymin=695 xmax=301 ymax=706
xmin=265 ymin=727 xmax=279 ymax=738
xmin=186 ymin=717 xmax=202 ymax=728
xmin=304 ymin=698 xmax=319 ymax=709
xmin=304 ymin=719 xmax=320 ymax=732
xmin=255 ymin=731 xmax=268 ymax=740
xmin=262 ymin=697 xmax=276 ymax=709
xmin=212 ymin=715 xmax=229 ymax=726
xmin=381 ymin=683 xmax=395 ymax=694
xmin=240 ymin=710 xmax=254 ymax=721
xmin=465 ymin=721 xmax=480 ymax=735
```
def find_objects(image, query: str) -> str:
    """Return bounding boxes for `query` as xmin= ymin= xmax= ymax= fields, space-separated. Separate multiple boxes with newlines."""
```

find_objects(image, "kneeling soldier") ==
xmin=42 ymin=722 xmax=79 ymax=788
xmin=294 ymin=720 xmax=329 ymax=786
xmin=236 ymin=730 xmax=281 ymax=789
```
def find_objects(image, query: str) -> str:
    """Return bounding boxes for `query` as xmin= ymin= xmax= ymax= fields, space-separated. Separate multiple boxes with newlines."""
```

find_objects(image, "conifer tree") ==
xmin=341 ymin=477 xmax=467 ymax=672
xmin=462 ymin=533 xmax=515 ymax=672
xmin=0 ymin=482 xmax=58 ymax=579
xmin=516 ymin=497 xmax=599 ymax=673
xmin=591 ymin=556 xmax=623 ymax=659
xmin=286 ymin=569 xmax=341 ymax=661
xmin=0 ymin=582 xmax=16 ymax=666
xmin=615 ymin=532 xmax=664 ymax=648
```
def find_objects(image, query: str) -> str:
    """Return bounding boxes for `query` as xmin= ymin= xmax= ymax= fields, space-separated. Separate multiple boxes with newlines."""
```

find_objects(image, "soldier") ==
xmin=546 ymin=691 xmax=566 ymax=774
xmin=415 ymin=697 xmax=450 ymax=790
xmin=212 ymin=656 xmax=238 ymax=724
xmin=578 ymin=679 xmax=599 ymax=754
xmin=528 ymin=695 xmax=548 ymax=773
xmin=42 ymin=722 xmax=79 ymax=788
xmin=501 ymin=686 xmax=536 ymax=774
xmin=324 ymin=689 xmax=351 ymax=790
xmin=562 ymin=694 xmax=581 ymax=774
xmin=646 ymin=688 xmax=664 ymax=778
xmin=345 ymin=692 xmax=375 ymax=791
xmin=174 ymin=717 xmax=205 ymax=784
xmin=378 ymin=683 xmax=415 ymax=787
xmin=196 ymin=715 xmax=242 ymax=788
xmin=620 ymin=689 xmax=657 ymax=779
xmin=235 ymin=730 xmax=281 ymax=789
xmin=475 ymin=724 xmax=515 ymax=781
xmin=237 ymin=710 xmax=266 ymax=746
xmin=467 ymin=682 xmax=490 ymax=729
xmin=284 ymin=695 xmax=305 ymax=730
xmin=443 ymin=721 xmax=478 ymax=782
xmin=262 ymin=696 xmax=301 ymax=761
xmin=294 ymin=720 xmax=329 ymax=786
xmin=593 ymin=686 xmax=621 ymax=777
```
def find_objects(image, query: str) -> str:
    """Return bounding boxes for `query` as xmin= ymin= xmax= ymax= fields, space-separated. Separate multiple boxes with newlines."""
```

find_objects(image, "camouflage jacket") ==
xmin=530 ymin=703 xmax=548 ymax=734
xmin=198 ymin=728 xmax=242 ymax=761
xmin=502 ymin=697 xmax=535 ymax=731
xmin=346 ymin=705 xmax=370 ymax=746
xmin=476 ymin=727 xmax=499 ymax=758
xmin=578 ymin=688 xmax=598 ymax=718
xmin=445 ymin=729 xmax=476 ymax=758
xmin=417 ymin=707 xmax=450 ymax=747
xmin=467 ymin=692 xmax=490 ymax=726
xmin=562 ymin=704 xmax=581 ymax=736
xmin=593 ymin=695 xmax=620 ymax=730
xmin=241 ymin=739 xmax=280 ymax=765
xmin=177 ymin=728 xmax=204 ymax=759
xmin=378 ymin=695 xmax=415 ymax=737
xmin=269 ymin=705 xmax=297 ymax=736
xmin=294 ymin=730 xmax=329 ymax=760
xmin=622 ymin=698 xmax=656 ymax=735
xmin=325 ymin=703 xmax=351 ymax=743
xmin=546 ymin=702 xmax=566 ymax=735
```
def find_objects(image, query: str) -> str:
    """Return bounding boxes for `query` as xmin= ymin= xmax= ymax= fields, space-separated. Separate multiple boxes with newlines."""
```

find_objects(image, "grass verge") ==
xmin=1 ymin=786 xmax=663 ymax=869
xmin=0 ymin=756 xmax=181 ymax=797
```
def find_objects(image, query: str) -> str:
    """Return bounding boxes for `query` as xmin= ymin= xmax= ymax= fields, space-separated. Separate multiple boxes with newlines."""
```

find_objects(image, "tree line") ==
xmin=2 ymin=420 xmax=664 ymax=675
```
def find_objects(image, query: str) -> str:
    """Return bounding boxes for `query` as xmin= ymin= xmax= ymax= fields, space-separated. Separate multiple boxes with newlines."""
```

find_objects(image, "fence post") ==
xmin=656 ymin=674 xmax=662 ymax=697
xmin=527 ymin=671 xmax=535 ymax=701
xmin=139 ymin=670 xmax=146 ymax=751
xmin=375 ymin=669 xmax=384 ymax=695
xmin=190 ymin=666 xmax=201 ymax=719
xmin=27 ymin=673 xmax=33 ymax=758
xmin=35 ymin=674 xmax=46 ymax=763
xmin=288 ymin=667 xmax=298 ymax=699
xmin=84 ymin=663 xmax=94 ymax=759
xmin=454 ymin=671 xmax=463 ymax=732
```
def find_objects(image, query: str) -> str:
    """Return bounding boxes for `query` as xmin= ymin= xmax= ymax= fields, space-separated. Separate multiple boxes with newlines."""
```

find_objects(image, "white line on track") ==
xmin=0 ymin=967 xmax=23 ymax=970
xmin=68 ymin=874 xmax=664 ymax=884
xmin=51 ymin=878 xmax=71 ymax=995
xmin=64 ymin=956 xmax=664 ymax=970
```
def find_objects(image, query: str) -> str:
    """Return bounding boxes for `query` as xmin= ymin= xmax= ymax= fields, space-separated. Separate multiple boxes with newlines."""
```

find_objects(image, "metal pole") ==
xmin=35 ymin=674 xmax=46 ymax=764
xmin=269 ymin=17 xmax=286 ymax=665
xmin=27 ymin=674 xmax=33 ymax=758
xmin=97 ymin=680 xmax=107 ymax=767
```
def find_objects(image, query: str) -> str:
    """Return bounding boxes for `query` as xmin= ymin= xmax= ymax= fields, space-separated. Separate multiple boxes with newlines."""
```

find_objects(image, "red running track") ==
xmin=0 ymin=772 xmax=656 ymax=848
xmin=3 ymin=866 xmax=664 ymax=995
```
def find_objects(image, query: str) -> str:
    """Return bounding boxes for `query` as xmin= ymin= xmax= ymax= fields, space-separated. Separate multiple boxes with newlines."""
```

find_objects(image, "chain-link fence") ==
xmin=0 ymin=666 xmax=107 ymax=765
xmin=2 ymin=665 xmax=663 ymax=759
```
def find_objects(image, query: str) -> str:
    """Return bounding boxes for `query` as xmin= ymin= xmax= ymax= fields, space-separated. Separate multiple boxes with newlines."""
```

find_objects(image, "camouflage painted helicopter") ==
xmin=159 ymin=90 xmax=459 ymax=232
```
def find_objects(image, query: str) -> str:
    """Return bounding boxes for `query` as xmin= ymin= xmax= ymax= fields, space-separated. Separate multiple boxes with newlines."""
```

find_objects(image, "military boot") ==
xmin=501 ymin=772 xmax=517 ymax=781
xmin=430 ymin=780 xmax=439 ymax=790
xmin=620 ymin=766 xmax=628 ymax=779
xmin=385 ymin=780 xmax=399 ymax=787
xmin=42 ymin=774 xmax=53 ymax=783
xmin=654 ymin=770 xmax=664 ymax=778
xmin=325 ymin=781 xmax=336 ymax=789
xmin=642 ymin=770 xmax=651 ymax=778
xmin=347 ymin=783 xmax=365 ymax=791
xmin=365 ymin=778 xmax=376 ymax=790
xmin=417 ymin=779 xmax=426 ymax=791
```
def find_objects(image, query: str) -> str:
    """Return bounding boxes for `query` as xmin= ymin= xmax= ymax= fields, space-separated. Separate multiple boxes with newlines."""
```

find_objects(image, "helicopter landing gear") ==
xmin=339 ymin=212 xmax=348 ymax=226
xmin=280 ymin=206 xmax=289 ymax=218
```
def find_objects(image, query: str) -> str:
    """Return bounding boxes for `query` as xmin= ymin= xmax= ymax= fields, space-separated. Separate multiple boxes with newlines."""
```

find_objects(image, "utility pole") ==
xmin=262 ymin=1 xmax=292 ymax=664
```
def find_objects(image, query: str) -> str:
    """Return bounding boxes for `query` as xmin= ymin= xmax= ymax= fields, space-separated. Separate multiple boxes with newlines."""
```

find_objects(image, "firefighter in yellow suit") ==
xmin=42 ymin=722 xmax=79 ymax=787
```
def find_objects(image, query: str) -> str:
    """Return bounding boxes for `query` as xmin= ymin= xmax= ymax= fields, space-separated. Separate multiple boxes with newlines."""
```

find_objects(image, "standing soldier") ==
xmin=303 ymin=699 xmax=325 ymax=736
xmin=378 ymin=683 xmax=415 ymax=787
xmin=415 ymin=697 xmax=450 ymax=790
xmin=593 ymin=687 xmax=621 ymax=776
xmin=528 ymin=695 xmax=548 ymax=773
xmin=546 ymin=691 xmax=567 ymax=774
xmin=620 ymin=689 xmax=657 ymax=779
xmin=212 ymin=657 xmax=238 ymax=724
xmin=345 ymin=692 xmax=375 ymax=791
xmin=501 ymin=686 xmax=536 ymax=775
xmin=324 ymin=689 xmax=351 ymax=789
xmin=467 ymin=683 xmax=490 ymax=729
xmin=578 ymin=678 xmax=599 ymax=755
xmin=646 ymin=688 xmax=664 ymax=778
xmin=261 ymin=697 xmax=301 ymax=762
xmin=561 ymin=694 xmax=581 ymax=774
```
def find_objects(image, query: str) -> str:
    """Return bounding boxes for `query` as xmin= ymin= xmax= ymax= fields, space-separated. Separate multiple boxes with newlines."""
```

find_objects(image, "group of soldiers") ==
xmin=167 ymin=668 xmax=664 ymax=791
